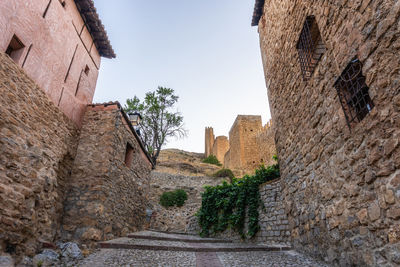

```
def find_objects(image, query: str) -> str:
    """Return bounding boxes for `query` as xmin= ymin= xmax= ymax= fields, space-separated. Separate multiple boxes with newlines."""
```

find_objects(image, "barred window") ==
xmin=334 ymin=58 xmax=374 ymax=128
xmin=296 ymin=16 xmax=326 ymax=80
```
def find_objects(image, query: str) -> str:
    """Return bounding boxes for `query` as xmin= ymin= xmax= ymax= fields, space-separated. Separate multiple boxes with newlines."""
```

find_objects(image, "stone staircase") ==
xmin=77 ymin=231 xmax=329 ymax=266
xmin=98 ymin=230 xmax=291 ymax=253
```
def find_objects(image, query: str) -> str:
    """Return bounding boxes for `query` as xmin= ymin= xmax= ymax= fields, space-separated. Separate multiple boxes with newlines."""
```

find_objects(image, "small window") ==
xmin=334 ymin=58 xmax=374 ymax=128
xmin=58 ymin=0 xmax=66 ymax=7
xmin=5 ymin=35 xmax=25 ymax=63
xmin=84 ymin=65 xmax=90 ymax=75
xmin=124 ymin=143 xmax=134 ymax=167
xmin=296 ymin=16 xmax=326 ymax=81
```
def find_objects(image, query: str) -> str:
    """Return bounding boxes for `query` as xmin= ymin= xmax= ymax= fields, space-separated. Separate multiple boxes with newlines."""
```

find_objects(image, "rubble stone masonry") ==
xmin=62 ymin=104 xmax=152 ymax=243
xmin=0 ymin=52 xmax=79 ymax=256
xmin=257 ymin=0 xmax=400 ymax=265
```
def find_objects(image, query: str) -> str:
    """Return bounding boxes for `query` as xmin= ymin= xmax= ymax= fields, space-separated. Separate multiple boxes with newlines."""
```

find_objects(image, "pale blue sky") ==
xmin=93 ymin=0 xmax=270 ymax=153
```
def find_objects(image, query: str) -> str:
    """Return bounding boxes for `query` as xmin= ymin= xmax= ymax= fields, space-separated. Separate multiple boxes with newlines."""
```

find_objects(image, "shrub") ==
xmin=202 ymin=155 xmax=222 ymax=166
xmin=174 ymin=189 xmax=188 ymax=207
xmin=213 ymin=169 xmax=235 ymax=181
xmin=160 ymin=189 xmax=188 ymax=208
xmin=197 ymin=158 xmax=280 ymax=238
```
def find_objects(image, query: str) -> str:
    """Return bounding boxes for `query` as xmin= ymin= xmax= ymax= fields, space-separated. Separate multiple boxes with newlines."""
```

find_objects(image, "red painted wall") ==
xmin=0 ymin=0 xmax=102 ymax=126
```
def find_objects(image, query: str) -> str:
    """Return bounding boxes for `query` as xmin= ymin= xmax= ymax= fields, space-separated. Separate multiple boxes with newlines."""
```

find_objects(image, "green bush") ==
xmin=174 ymin=189 xmax=188 ymax=207
xmin=160 ymin=189 xmax=188 ymax=208
xmin=202 ymin=155 xmax=222 ymax=166
xmin=213 ymin=169 xmax=235 ymax=180
xmin=197 ymin=158 xmax=280 ymax=239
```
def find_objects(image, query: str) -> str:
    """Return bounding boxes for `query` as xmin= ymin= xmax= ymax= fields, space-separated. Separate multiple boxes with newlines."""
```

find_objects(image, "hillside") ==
xmin=155 ymin=149 xmax=222 ymax=176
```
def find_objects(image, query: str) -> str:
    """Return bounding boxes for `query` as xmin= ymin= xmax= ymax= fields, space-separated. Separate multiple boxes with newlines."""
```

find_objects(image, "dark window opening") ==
xmin=124 ymin=143 xmax=134 ymax=168
xmin=58 ymin=0 xmax=66 ymax=7
xmin=334 ymin=58 xmax=374 ymax=128
xmin=5 ymin=35 xmax=25 ymax=63
xmin=296 ymin=16 xmax=326 ymax=81
xmin=84 ymin=65 xmax=90 ymax=75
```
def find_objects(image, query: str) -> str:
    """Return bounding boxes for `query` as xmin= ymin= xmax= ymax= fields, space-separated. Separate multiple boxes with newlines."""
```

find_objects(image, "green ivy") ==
xmin=196 ymin=161 xmax=279 ymax=238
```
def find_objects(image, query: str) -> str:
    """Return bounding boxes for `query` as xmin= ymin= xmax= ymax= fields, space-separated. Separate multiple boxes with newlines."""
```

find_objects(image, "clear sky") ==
xmin=93 ymin=0 xmax=271 ymax=153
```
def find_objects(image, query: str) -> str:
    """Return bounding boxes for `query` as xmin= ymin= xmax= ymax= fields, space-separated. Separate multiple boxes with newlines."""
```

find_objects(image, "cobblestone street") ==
xmin=77 ymin=231 xmax=329 ymax=267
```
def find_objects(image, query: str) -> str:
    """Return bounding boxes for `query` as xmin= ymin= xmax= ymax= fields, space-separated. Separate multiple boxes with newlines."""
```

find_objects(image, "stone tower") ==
xmin=224 ymin=115 xmax=262 ymax=171
xmin=204 ymin=127 xmax=214 ymax=157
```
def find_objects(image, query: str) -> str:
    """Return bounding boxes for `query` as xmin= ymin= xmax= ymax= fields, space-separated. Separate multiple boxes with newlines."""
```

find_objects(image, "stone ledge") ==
xmin=98 ymin=242 xmax=292 ymax=252
xmin=127 ymin=234 xmax=232 ymax=243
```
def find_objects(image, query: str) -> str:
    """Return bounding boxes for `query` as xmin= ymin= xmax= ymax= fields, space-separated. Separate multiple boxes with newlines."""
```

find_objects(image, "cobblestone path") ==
xmin=77 ymin=231 xmax=330 ymax=267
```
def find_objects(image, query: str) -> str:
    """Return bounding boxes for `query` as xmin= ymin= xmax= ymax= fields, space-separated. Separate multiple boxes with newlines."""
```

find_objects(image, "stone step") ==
xmin=127 ymin=233 xmax=232 ymax=243
xmin=98 ymin=237 xmax=291 ymax=252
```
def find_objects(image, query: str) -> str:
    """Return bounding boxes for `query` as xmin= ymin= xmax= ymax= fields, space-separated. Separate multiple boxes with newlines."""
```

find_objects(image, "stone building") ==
xmin=0 ymin=0 xmax=115 ymax=126
xmin=0 ymin=0 xmax=153 ymax=261
xmin=252 ymin=0 xmax=400 ymax=265
xmin=205 ymin=115 xmax=276 ymax=174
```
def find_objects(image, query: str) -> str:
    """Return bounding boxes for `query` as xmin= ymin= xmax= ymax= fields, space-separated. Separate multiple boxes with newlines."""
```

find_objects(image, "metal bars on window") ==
xmin=334 ymin=58 xmax=374 ymax=128
xmin=296 ymin=16 xmax=325 ymax=81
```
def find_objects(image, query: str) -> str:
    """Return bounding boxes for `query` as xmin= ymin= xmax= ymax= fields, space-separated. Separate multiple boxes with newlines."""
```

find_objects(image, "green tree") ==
xmin=124 ymin=86 xmax=186 ymax=164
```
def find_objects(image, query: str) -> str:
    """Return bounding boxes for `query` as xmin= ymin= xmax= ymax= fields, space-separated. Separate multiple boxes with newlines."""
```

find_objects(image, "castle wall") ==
xmin=258 ymin=0 xmax=400 ymax=265
xmin=0 ymin=0 xmax=102 ymax=126
xmin=212 ymin=136 xmax=229 ymax=164
xmin=224 ymin=115 xmax=263 ymax=172
xmin=204 ymin=127 xmax=214 ymax=157
xmin=0 ymin=52 xmax=79 ymax=256
xmin=62 ymin=104 xmax=153 ymax=243
xmin=256 ymin=122 xmax=277 ymax=167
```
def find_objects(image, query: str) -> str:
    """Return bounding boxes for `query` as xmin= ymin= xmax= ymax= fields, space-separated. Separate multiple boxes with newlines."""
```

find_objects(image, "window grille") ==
xmin=296 ymin=16 xmax=325 ymax=80
xmin=334 ymin=58 xmax=374 ymax=128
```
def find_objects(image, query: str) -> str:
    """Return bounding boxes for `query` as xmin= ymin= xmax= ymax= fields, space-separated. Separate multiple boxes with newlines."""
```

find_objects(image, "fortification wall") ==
xmin=204 ymin=127 xmax=214 ymax=157
xmin=224 ymin=115 xmax=263 ymax=172
xmin=258 ymin=0 xmax=400 ymax=265
xmin=0 ymin=52 xmax=79 ymax=256
xmin=256 ymin=121 xmax=277 ymax=167
xmin=212 ymin=136 xmax=229 ymax=164
xmin=62 ymin=104 xmax=152 ymax=243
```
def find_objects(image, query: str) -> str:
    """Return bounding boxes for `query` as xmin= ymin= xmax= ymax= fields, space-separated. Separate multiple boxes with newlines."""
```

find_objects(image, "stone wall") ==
xmin=62 ymin=104 xmax=153 ymax=243
xmin=148 ymin=171 xmax=225 ymax=233
xmin=212 ymin=179 xmax=290 ymax=246
xmin=224 ymin=115 xmax=263 ymax=172
xmin=256 ymin=121 xmax=277 ymax=167
xmin=0 ymin=52 xmax=79 ymax=256
xmin=0 ymin=0 xmax=103 ymax=126
xmin=257 ymin=0 xmax=400 ymax=265
xmin=212 ymin=136 xmax=229 ymax=164
xmin=204 ymin=127 xmax=214 ymax=157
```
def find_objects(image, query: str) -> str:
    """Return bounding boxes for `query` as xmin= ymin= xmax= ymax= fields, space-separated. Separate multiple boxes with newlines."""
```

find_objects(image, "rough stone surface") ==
xmin=32 ymin=249 xmax=59 ymax=267
xmin=214 ymin=180 xmax=290 ymax=246
xmin=0 ymin=0 xmax=103 ymax=126
xmin=0 ymin=255 xmax=14 ymax=267
xmin=59 ymin=242 xmax=83 ymax=263
xmin=149 ymin=171 xmax=225 ymax=233
xmin=61 ymin=104 xmax=152 ymax=244
xmin=0 ymin=52 xmax=79 ymax=256
xmin=257 ymin=0 xmax=400 ymax=265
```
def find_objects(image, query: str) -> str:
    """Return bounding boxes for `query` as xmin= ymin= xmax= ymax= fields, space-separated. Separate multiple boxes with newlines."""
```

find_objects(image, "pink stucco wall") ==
xmin=0 ymin=0 xmax=102 ymax=126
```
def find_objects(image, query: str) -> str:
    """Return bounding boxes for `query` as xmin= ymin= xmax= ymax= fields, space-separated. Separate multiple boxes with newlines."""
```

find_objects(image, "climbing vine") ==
xmin=197 ymin=161 xmax=280 ymax=238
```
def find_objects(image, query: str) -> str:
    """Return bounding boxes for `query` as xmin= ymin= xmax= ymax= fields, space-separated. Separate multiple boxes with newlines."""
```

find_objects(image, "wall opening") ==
xmin=5 ymin=35 xmax=25 ymax=63
xmin=296 ymin=16 xmax=326 ymax=81
xmin=84 ymin=65 xmax=90 ymax=75
xmin=124 ymin=143 xmax=134 ymax=168
xmin=334 ymin=58 xmax=374 ymax=128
